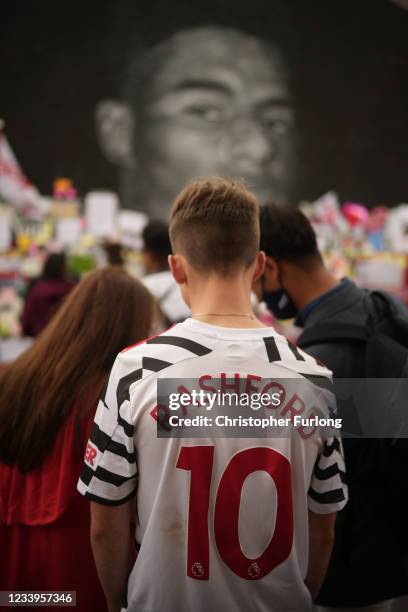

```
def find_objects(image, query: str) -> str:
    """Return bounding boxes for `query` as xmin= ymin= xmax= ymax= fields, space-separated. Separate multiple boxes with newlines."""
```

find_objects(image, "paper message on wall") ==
xmin=56 ymin=218 xmax=82 ymax=246
xmin=85 ymin=191 xmax=118 ymax=237
xmin=118 ymin=209 xmax=148 ymax=249
xmin=0 ymin=207 xmax=13 ymax=252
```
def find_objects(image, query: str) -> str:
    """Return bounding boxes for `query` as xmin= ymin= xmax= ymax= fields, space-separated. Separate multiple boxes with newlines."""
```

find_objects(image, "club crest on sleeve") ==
xmin=85 ymin=442 xmax=97 ymax=466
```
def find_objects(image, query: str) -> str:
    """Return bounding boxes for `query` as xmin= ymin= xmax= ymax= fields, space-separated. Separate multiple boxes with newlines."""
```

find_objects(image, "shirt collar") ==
xmin=295 ymin=278 xmax=351 ymax=327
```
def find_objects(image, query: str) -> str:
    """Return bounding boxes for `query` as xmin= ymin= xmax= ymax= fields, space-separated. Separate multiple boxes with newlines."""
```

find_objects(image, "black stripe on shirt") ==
xmin=116 ymin=368 xmax=143 ymax=408
xmin=80 ymin=463 xmax=135 ymax=488
xmin=83 ymin=489 xmax=137 ymax=507
xmin=308 ymin=487 xmax=346 ymax=505
xmin=90 ymin=422 xmax=110 ymax=452
xmin=322 ymin=437 xmax=341 ymax=457
xmin=146 ymin=335 xmax=211 ymax=356
xmin=90 ymin=423 xmax=136 ymax=463
xmin=116 ymin=359 xmax=172 ymax=410
xmin=106 ymin=439 xmax=136 ymax=464
xmin=314 ymin=462 xmax=347 ymax=484
xmin=264 ymin=336 xmax=281 ymax=362
xmin=142 ymin=356 xmax=173 ymax=372
xmin=80 ymin=463 xmax=94 ymax=486
xmin=287 ymin=341 xmax=306 ymax=361
xmin=101 ymin=398 xmax=110 ymax=411
xmin=118 ymin=415 xmax=134 ymax=437
xmin=302 ymin=374 xmax=334 ymax=393
xmin=94 ymin=465 xmax=136 ymax=487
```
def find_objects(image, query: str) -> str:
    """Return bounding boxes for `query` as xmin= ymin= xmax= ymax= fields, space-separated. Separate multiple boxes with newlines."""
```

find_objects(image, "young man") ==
xmin=259 ymin=204 xmax=408 ymax=612
xmin=78 ymin=178 xmax=347 ymax=612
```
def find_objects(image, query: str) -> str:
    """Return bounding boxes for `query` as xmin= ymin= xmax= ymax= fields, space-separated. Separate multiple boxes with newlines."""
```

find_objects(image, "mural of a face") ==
xmin=97 ymin=27 xmax=295 ymax=218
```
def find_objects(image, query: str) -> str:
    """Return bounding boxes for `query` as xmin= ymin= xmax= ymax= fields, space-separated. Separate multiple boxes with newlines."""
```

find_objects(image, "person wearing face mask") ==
xmin=258 ymin=203 xmax=408 ymax=612
xmin=258 ymin=205 xmax=347 ymax=340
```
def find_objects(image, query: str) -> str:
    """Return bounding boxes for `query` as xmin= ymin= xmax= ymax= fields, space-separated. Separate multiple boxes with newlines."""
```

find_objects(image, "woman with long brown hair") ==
xmin=0 ymin=267 xmax=154 ymax=610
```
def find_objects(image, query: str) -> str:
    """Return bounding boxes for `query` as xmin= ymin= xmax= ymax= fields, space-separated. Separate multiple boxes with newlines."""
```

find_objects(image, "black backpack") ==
xmin=299 ymin=289 xmax=408 ymax=379
xmin=300 ymin=290 xmax=408 ymax=552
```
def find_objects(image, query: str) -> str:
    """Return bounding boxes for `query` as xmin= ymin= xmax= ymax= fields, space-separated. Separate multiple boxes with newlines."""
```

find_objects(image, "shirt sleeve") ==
xmin=77 ymin=354 xmax=138 ymax=505
xmin=308 ymin=435 xmax=348 ymax=514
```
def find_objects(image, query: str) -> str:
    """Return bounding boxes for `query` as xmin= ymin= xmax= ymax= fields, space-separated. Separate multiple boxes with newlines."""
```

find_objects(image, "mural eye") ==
xmin=184 ymin=105 xmax=223 ymax=123
xmin=261 ymin=117 xmax=291 ymax=134
xmin=258 ymin=108 xmax=294 ymax=135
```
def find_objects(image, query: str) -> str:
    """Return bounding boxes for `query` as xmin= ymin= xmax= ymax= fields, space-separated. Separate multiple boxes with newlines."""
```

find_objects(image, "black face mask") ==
xmin=261 ymin=257 xmax=298 ymax=320
xmin=263 ymin=288 xmax=298 ymax=320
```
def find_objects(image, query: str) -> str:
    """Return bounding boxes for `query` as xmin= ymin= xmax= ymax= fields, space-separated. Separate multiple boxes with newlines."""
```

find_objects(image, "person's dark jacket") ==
xmin=297 ymin=280 xmax=408 ymax=607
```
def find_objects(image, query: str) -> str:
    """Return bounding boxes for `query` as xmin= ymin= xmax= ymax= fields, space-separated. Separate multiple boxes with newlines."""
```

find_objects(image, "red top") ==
xmin=0 ymin=406 xmax=108 ymax=611
xmin=0 ymin=410 xmax=92 ymax=525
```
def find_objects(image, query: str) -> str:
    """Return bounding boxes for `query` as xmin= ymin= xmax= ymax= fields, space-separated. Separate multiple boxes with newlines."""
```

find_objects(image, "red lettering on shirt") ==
xmin=85 ymin=443 xmax=97 ymax=466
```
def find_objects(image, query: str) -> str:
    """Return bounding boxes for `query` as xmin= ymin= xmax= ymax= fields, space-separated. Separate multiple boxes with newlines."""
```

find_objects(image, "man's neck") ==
xmin=287 ymin=266 xmax=340 ymax=311
xmin=189 ymin=276 xmax=265 ymax=329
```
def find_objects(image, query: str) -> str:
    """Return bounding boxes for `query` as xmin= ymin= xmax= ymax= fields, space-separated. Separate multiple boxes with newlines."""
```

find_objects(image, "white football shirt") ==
xmin=78 ymin=319 xmax=347 ymax=612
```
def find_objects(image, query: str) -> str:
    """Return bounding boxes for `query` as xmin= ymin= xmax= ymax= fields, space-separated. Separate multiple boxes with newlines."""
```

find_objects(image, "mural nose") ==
xmin=228 ymin=120 xmax=275 ymax=171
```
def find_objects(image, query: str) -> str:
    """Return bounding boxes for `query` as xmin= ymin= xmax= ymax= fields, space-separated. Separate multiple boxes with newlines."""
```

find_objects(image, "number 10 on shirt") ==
xmin=176 ymin=445 xmax=294 ymax=581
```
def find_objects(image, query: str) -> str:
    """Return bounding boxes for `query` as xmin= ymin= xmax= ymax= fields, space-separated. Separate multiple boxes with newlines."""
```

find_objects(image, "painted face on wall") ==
xmin=97 ymin=27 xmax=296 ymax=218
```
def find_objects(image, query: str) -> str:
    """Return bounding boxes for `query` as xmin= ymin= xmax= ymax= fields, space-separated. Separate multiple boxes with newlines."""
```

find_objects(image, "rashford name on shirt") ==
xmin=150 ymin=371 xmax=333 ymax=439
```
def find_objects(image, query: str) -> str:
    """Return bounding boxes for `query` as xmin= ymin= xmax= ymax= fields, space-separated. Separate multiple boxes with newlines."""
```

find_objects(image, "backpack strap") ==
xmin=362 ymin=290 xmax=395 ymax=329
xmin=299 ymin=290 xmax=405 ymax=349
xmin=299 ymin=321 xmax=368 ymax=349
xmin=369 ymin=289 xmax=398 ymax=312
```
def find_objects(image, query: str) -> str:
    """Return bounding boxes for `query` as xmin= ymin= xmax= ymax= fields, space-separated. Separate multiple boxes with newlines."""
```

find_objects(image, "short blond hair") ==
xmin=169 ymin=177 xmax=260 ymax=274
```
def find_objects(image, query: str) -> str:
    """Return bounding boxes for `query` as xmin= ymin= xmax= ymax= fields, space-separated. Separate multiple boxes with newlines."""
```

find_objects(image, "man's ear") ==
xmin=168 ymin=254 xmax=188 ymax=285
xmin=95 ymin=100 xmax=135 ymax=165
xmin=252 ymin=251 xmax=266 ymax=282
xmin=263 ymin=255 xmax=280 ymax=291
